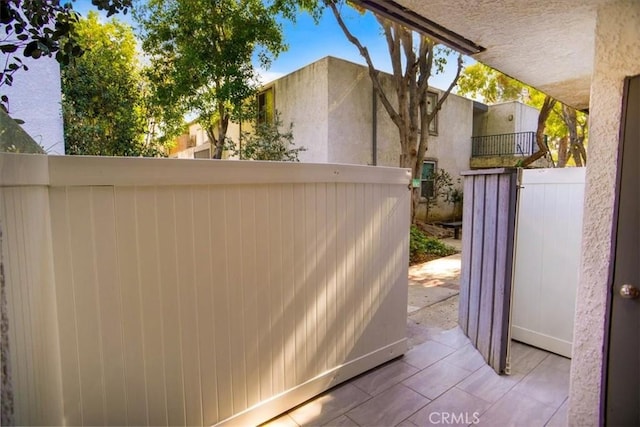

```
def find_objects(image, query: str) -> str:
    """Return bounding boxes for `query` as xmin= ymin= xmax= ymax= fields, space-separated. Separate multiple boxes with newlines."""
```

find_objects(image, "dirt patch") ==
xmin=410 ymin=253 xmax=441 ymax=265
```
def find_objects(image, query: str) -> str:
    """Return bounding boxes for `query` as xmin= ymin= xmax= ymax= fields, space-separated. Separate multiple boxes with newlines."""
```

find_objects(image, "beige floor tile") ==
xmin=545 ymin=398 xmax=568 ymax=427
xmin=322 ymin=414 xmax=359 ymax=427
xmin=352 ymin=359 xmax=419 ymax=396
xmin=262 ymin=413 xmax=300 ymax=427
xmin=510 ymin=341 xmax=549 ymax=374
xmin=409 ymin=387 xmax=491 ymax=426
xmin=441 ymin=343 xmax=487 ymax=372
xmin=346 ymin=384 xmax=429 ymax=427
xmin=476 ymin=390 xmax=557 ymax=427
xmin=403 ymin=360 xmax=471 ymax=400
xmin=396 ymin=420 xmax=418 ymax=427
xmin=288 ymin=384 xmax=370 ymax=427
xmin=403 ymin=340 xmax=456 ymax=370
xmin=457 ymin=364 xmax=525 ymax=403
xmin=511 ymin=353 xmax=570 ymax=408
xmin=428 ymin=327 xmax=470 ymax=350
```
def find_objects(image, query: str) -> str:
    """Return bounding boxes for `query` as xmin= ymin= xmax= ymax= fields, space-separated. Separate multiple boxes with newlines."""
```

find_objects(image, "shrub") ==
xmin=409 ymin=225 xmax=458 ymax=264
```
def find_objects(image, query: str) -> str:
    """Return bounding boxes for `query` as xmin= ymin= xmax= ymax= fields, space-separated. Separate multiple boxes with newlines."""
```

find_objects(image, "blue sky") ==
xmin=72 ymin=0 xmax=469 ymax=91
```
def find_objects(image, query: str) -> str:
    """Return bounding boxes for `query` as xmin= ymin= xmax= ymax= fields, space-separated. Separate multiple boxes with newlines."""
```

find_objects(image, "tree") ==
xmin=458 ymin=62 xmax=587 ymax=167
xmin=326 ymin=0 xmax=463 ymax=222
xmin=136 ymin=0 xmax=315 ymax=159
xmin=559 ymin=104 xmax=587 ymax=167
xmin=0 ymin=0 xmax=132 ymax=112
xmin=61 ymin=12 xmax=164 ymax=156
xmin=457 ymin=62 xmax=527 ymax=104
xmin=236 ymin=113 xmax=305 ymax=161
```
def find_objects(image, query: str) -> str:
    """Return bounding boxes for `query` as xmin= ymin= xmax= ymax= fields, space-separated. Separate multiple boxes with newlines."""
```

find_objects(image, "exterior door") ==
xmin=605 ymin=75 xmax=640 ymax=425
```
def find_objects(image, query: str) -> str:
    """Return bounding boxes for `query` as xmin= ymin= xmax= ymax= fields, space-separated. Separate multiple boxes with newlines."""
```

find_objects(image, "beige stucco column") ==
xmin=568 ymin=1 xmax=640 ymax=425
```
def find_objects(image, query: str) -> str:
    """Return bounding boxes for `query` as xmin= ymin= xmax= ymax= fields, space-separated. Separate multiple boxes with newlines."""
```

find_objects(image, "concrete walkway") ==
xmin=407 ymin=238 xmax=462 ymax=348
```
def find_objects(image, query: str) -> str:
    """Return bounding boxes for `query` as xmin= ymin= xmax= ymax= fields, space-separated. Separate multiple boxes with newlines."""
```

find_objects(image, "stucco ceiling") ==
xmin=360 ymin=0 xmax=614 ymax=110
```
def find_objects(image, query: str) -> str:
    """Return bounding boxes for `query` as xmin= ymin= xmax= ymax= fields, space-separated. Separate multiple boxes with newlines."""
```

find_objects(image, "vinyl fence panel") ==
xmin=511 ymin=167 xmax=585 ymax=358
xmin=0 ymin=153 xmax=411 ymax=426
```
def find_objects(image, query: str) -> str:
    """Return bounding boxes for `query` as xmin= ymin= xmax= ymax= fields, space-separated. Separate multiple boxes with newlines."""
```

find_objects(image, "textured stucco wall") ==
xmin=369 ymin=69 xmax=403 ymax=168
xmin=569 ymin=1 xmax=640 ymax=425
xmin=472 ymin=101 xmax=538 ymax=136
xmin=326 ymin=57 xmax=376 ymax=165
xmin=274 ymin=56 xmax=477 ymax=175
xmin=0 ymin=55 xmax=64 ymax=155
xmin=275 ymin=56 xmax=475 ymax=173
xmin=515 ymin=102 xmax=539 ymax=133
xmin=423 ymin=89 xmax=473 ymax=220
xmin=274 ymin=59 xmax=329 ymax=163
xmin=271 ymin=56 xmax=474 ymax=220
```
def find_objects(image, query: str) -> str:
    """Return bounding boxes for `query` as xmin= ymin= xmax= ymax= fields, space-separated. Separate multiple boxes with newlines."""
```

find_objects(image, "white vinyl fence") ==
xmin=0 ymin=153 xmax=411 ymax=426
xmin=511 ymin=167 xmax=586 ymax=358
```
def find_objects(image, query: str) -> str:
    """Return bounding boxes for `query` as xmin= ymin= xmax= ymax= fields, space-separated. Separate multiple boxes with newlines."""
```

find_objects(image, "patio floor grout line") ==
xmin=543 ymin=396 xmax=569 ymax=427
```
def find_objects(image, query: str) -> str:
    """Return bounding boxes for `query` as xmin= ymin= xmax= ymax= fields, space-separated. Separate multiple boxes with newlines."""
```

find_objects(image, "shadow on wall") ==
xmin=0 ymin=110 xmax=45 ymax=154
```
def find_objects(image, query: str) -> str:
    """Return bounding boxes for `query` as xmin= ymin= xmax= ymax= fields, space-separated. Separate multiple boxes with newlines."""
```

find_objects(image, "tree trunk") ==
xmin=328 ymin=2 xmax=463 ymax=224
xmin=561 ymin=104 xmax=587 ymax=166
xmin=521 ymin=95 xmax=556 ymax=167
xmin=557 ymin=136 xmax=569 ymax=167
xmin=205 ymin=113 xmax=230 ymax=160
xmin=572 ymin=140 xmax=587 ymax=166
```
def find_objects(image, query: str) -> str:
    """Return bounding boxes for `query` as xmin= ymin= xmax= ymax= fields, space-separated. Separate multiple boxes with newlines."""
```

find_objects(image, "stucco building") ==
xmin=171 ymin=56 xmax=542 ymax=220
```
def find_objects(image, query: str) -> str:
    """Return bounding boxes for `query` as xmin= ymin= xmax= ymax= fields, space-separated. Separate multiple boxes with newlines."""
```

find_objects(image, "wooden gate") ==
xmin=459 ymin=168 xmax=518 ymax=374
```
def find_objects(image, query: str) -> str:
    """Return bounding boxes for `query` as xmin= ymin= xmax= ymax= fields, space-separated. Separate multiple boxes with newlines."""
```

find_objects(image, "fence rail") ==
xmin=471 ymin=131 xmax=540 ymax=157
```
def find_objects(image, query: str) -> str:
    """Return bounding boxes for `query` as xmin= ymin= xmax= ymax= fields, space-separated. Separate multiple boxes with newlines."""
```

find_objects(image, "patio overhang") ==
xmin=351 ymin=0 xmax=612 ymax=111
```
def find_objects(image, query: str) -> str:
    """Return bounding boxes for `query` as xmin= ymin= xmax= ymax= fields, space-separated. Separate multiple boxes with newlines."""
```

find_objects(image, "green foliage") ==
xmin=445 ymin=187 xmax=463 ymax=205
xmin=424 ymin=168 xmax=456 ymax=221
xmin=61 ymin=12 xmax=165 ymax=156
xmin=136 ymin=0 xmax=317 ymax=158
xmin=457 ymin=62 xmax=528 ymax=104
xmin=0 ymin=0 xmax=131 ymax=112
xmin=444 ymin=185 xmax=463 ymax=221
xmin=458 ymin=62 xmax=588 ymax=166
xmin=409 ymin=225 xmax=457 ymax=264
xmin=236 ymin=113 xmax=306 ymax=161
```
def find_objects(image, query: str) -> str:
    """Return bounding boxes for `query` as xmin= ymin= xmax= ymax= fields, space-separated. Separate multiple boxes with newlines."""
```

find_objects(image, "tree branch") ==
xmin=326 ymin=0 xmax=403 ymax=129
xmin=521 ymin=95 xmax=556 ymax=167
xmin=430 ymin=53 xmax=463 ymax=118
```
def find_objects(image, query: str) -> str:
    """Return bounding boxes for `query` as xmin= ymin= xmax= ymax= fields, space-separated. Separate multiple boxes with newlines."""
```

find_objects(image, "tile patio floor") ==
xmin=264 ymin=328 xmax=570 ymax=427
xmin=265 ymin=240 xmax=570 ymax=427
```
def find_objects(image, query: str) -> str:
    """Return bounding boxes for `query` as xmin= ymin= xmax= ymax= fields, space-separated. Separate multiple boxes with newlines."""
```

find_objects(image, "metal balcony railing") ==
xmin=471 ymin=131 xmax=541 ymax=157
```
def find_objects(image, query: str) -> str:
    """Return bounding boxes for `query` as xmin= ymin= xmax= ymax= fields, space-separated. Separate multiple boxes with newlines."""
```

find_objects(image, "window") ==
xmin=427 ymin=91 xmax=438 ymax=135
xmin=421 ymin=161 xmax=436 ymax=199
xmin=257 ymin=87 xmax=274 ymax=124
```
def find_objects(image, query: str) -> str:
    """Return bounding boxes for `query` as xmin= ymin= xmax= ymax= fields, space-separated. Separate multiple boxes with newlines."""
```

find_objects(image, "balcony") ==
xmin=470 ymin=132 xmax=549 ymax=168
